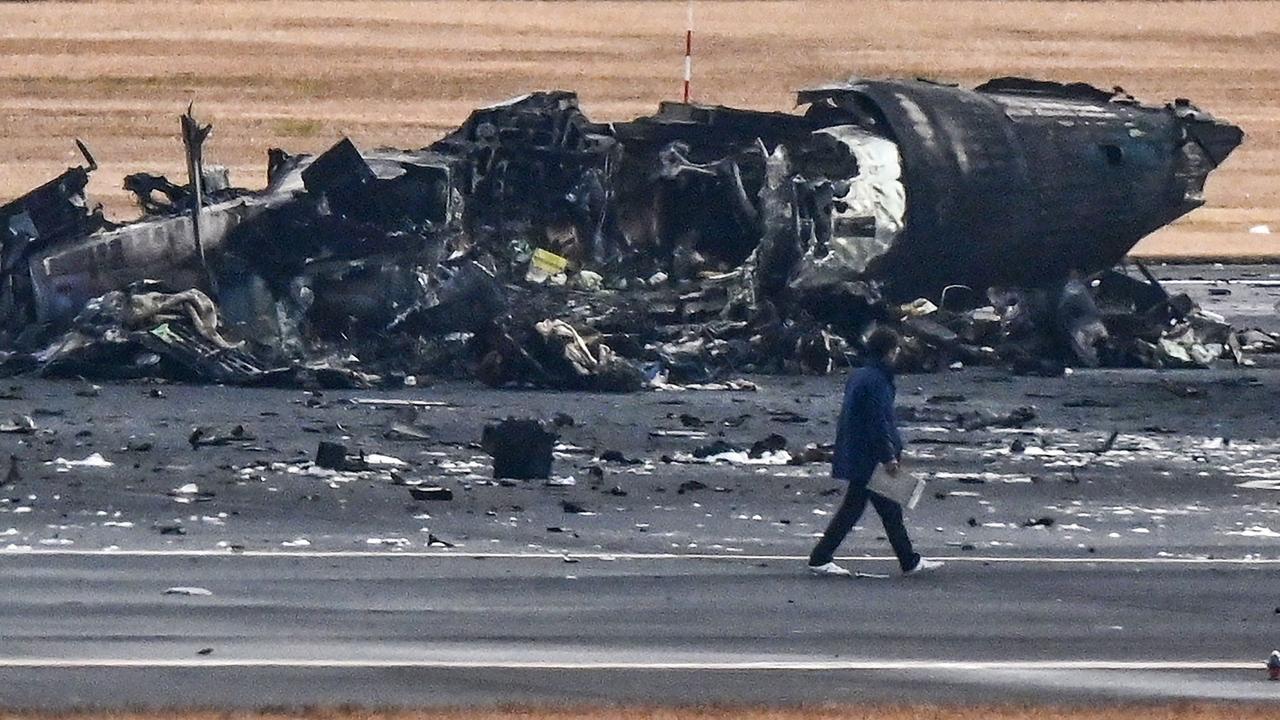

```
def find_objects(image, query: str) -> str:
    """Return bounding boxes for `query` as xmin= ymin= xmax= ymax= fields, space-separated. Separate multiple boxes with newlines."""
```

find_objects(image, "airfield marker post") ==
xmin=684 ymin=0 xmax=693 ymax=103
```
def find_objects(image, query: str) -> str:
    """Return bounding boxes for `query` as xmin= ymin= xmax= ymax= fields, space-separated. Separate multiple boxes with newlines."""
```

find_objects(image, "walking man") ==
xmin=808 ymin=326 xmax=943 ymax=577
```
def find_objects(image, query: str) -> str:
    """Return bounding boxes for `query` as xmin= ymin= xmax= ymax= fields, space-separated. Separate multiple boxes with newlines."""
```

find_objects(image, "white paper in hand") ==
xmin=867 ymin=465 xmax=926 ymax=510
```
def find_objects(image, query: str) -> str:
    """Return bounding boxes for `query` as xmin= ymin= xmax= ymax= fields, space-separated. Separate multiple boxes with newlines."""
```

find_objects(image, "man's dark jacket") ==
xmin=831 ymin=359 xmax=903 ymax=484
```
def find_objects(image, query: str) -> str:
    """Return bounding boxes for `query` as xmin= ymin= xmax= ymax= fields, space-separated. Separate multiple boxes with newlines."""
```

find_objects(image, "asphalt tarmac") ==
xmin=0 ymin=553 xmax=1274 ymax=707
xmin=0 ymin=264 xmax=1277 ymax=707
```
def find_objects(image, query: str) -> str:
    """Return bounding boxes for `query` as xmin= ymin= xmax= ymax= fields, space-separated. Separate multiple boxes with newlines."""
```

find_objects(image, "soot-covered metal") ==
xmin=0 ymin=76 xmax=1251 ymax=389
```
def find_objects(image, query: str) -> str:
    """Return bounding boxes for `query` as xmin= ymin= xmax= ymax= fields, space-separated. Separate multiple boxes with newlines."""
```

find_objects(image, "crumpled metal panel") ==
xmin=29 ymin=198 xmax=267 ymax=324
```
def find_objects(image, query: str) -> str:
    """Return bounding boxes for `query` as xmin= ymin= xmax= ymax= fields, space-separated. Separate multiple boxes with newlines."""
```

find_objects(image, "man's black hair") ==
xmin=864 ymin=326 xmax=901 ymax=359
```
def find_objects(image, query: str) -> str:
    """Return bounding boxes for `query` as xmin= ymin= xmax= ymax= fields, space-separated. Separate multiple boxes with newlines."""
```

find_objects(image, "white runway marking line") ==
xmin=0 ymin=548 xmax=1276 ymax=564
xmin=0 ymin=658 xmax=1259 ymax=671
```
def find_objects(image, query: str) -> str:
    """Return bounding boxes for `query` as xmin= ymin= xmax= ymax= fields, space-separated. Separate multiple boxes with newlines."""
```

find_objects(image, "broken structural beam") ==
xmin=181 ymin=104 xmax=217 ymax=296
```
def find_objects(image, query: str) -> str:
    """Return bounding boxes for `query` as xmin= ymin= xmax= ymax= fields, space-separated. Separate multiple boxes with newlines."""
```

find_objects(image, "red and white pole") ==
xmin=683 ymin=0 xmax=693 ymax=103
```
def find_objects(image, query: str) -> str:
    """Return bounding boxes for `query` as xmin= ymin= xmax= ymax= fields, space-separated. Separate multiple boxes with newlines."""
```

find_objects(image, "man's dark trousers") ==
xmin=809 ymin=482 xmax=920 ymax=571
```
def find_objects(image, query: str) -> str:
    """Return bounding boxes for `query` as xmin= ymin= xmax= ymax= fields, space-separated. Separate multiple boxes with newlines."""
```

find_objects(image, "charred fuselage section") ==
xmin=796 ymin=78 xmax=1242 ymax=297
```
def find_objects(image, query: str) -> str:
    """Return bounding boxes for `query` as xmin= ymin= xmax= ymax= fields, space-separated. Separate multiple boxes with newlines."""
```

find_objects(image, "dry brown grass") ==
xmin=0 ymin=705 xmax=1276 ymax=720
xmin=0 ymin=1 xmax=1277 ymax=257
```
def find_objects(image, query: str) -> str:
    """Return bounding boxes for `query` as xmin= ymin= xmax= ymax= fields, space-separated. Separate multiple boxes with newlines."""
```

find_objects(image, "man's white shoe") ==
xmin=807 ymin=561 xmax=853 ymax=577
xmin=904 ymin=558 xmax=944 ymax=576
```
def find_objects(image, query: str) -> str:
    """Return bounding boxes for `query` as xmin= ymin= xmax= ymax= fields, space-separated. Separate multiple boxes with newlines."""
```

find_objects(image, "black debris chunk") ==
xmin=315 ymin=441 xmax=349 ymax=470
xmin=3 ymin=455 xmax=19 ymax=486
xmin=692 ymin=440 xmax=739 ymax=458
xmin=189 ymin=424 xmax=254 ymax=449
xmin=677 ymin=480 xmax=708 ymax=494
xmin=748 ymin=433 xmax=788 ymax=458
xmin=315 ymin=441 xmax=368 ymax=472
xmin=960 ymin=406 xmax=1037 ymax=431
xmin=482 ymin=417 xmax=556 ymax=480
xmin=1093 ymin=430 xmax=1120 ymax=454
xmin=409 ymin=486 xmax=454 ymax=502
xmin=599 ymin=450 xmax=642 ymax=465
xmin=767 ymin=409 xmax=808 ymax=424
xmin=789 ymin=444 xmax=834 ymax=465
xmin=427 ymin=533 xmax=455 ymax=548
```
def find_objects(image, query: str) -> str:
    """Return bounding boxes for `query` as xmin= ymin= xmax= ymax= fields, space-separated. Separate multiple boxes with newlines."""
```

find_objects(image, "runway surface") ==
xmin=0 ymin=552 xmax=1275 ymax=707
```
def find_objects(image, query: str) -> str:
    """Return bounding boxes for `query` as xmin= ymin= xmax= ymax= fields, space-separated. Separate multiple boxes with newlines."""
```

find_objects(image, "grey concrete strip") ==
xmin=0 ymin=555 xmax=1274 ymax=705
xmin=0 ymin=549 xmax=1277 ymax=563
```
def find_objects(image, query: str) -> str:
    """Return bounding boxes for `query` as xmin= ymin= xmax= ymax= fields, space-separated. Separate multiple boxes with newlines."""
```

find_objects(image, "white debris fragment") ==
xmin=546 ymin=476 xmax=577 ymax=487
xmin=364 ymin=453 xmax=408 ymax=467
xmin=0 ymin=415 xmax=36 ymax=434
xmin=171 ymin=483 xmax=199 ymax=495
xmin=899 ymin=298 xmax=939 ymax=317
xmin=1249 ymin=224 xmax=1271 ymax=235
xmin=50 ymin=453 xmax=114 ymax=471
xmin=933 ymin=471 xmax=1033 ymax=484
xmin=38 ymin=538 xmax=72 ymax=546
xmin=1236 ymin=479 xmax=1280 ymax=491
xmin=650 ymin=379 xmax=758 ymax=393
xmin=437 ymin=459 xmax=485 ymax=475
xmin=350 ymin=398 xmax=451 ymax=408
xmin=366 ymin=537 xmax=411 ymax=547
xmin=101 ymin=521 xmax=134 ymax=528
xmin=672 ymin=450 xmax=793 ymax=466
xmin=281 ymin=538 xmax=311 ymax=547
xmin=1226 ymin=525 xmax=1280 ymax=538
xmin=573 ymin=269 xmax=604 ymax=291
xmin=164 ymin=587 xmax=212 ymax=596
xmin=648 ymin=429 xmax=708 ymax=438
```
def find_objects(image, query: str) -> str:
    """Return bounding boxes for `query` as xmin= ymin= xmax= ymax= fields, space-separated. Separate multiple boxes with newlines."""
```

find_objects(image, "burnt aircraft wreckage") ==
xmin=0 ymin=77 xmax=1256 ymax=390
